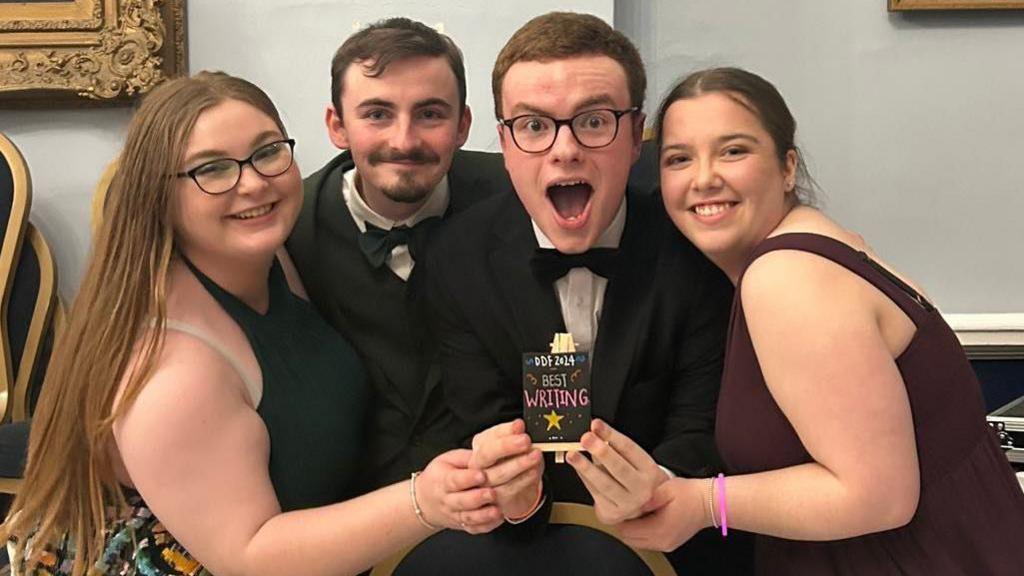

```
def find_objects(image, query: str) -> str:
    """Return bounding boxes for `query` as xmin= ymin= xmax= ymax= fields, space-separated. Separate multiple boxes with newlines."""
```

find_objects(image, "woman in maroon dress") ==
xmin=566 ymin=67 xmax=1024 ymax=574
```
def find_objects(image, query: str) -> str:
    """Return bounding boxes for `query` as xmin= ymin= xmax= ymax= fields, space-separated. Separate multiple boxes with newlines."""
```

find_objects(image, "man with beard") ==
xmin=287 ymin=17 xmax=511 ymax=492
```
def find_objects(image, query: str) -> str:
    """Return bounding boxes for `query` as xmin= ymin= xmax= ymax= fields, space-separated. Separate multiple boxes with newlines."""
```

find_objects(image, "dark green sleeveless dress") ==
xmin=11 ymin=258 xmax=369 ymax=575
xmin=185 ymin=257 xmax=368 ymax=511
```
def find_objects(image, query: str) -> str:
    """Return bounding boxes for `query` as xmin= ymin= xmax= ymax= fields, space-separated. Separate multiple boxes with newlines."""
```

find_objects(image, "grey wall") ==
xmin=0 ymin=0 xmax=612 ymax=302
xmin=616 ymin=1 xmax=1024 ymax=314
xmin=0 ymin=107 xmax=133 ymax=304
xmin=3 ymin=1 xmax=1021 ymax=315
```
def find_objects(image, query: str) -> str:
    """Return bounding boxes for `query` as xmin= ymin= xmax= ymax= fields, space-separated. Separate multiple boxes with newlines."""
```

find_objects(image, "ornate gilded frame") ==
xmin=890 ymin=0 xmax=1024 ymax=9
xmin=0 ymin=0 xmax=187 ymax=106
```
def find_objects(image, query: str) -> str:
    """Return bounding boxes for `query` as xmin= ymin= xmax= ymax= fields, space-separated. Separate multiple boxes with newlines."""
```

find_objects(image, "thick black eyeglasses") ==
xmin=499 ymin=107 xmax=638 ymax=154
xmin=176 ymin=139 xmax=296 ymax=195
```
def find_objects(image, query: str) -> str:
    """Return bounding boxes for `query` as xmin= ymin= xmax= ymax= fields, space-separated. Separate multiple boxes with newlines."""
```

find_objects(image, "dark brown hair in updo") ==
xmin=655 ymin=67 xmax=819 ymax=206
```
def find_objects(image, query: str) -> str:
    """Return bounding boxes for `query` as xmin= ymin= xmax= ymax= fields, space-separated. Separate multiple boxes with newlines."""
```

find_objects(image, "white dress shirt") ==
xmin=342 ymin=167 xmax=450 ymax=281
xmin=531 ymin=198 xmax=627 ymax=352
xmin=533 ymin=198 xmax=675 ymax=479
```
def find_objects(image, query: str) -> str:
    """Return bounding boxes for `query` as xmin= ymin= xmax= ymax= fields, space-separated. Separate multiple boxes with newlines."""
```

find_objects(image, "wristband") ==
xmin=410 ymin=471 xmax=439 ymax=530
xmin=716 ymin=473 xmax=728 ymax=537
xmin=504 ymin=481 xmax=545 ymax=524
xmin=658 ymin=464 xmax=677 ymax=479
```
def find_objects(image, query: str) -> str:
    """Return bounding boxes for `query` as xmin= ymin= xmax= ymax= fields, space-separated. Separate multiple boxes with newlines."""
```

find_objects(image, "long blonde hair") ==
xmin=3 ymin=71 xmax=288 ymax=576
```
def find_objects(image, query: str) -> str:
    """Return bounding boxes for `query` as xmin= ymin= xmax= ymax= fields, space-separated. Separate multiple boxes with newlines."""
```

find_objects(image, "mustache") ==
xmin=368 ymin=147 xmax=440 ymax=165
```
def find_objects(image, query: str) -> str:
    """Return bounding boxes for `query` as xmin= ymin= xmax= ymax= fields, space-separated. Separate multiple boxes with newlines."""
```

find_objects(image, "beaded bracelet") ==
xmin=410 ymin=471 xmax=439 ymax=530
xmin=705 ymin=477 xmax=718 ymax=529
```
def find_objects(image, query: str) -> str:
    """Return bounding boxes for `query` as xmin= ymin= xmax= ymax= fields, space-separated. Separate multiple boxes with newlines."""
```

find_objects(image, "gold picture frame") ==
xmin=890 ymin=0 xmax=1024 ymax=10
xmin=0 ymin=0 xmax=187 ymax=106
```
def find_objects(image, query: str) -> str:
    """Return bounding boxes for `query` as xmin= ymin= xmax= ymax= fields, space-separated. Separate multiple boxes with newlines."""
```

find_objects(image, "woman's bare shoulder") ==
xmin=767 ymin=207 xmax=929 ymax=299
xmin=769 ymin=207 xmax=866 ymax=250
xmin=742 ymin=208 xmax=877 ymax=321
xmin=110 ymin=319 xmax=259 ymax=485
xmin=163 ymin=260 xmax=262 ymax=386
xmin=112 ymin=261 xmax=261 ymax=419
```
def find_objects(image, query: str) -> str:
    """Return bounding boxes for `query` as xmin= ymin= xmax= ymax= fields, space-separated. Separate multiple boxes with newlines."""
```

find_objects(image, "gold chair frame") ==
xmin=8 ymin=224 xmax=58 ymax=423
xmin=0 ymin=224 xmax=59 ymax=496
xmin=0 ymin=132 xmax=32 ymax=425
xmin=91 ymin=159 xmax=118 ymax=235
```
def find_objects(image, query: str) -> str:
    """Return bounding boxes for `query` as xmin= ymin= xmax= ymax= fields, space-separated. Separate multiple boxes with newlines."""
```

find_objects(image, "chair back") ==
xmin=0 ymin=132 xmax=32 ymax=423
xmin=91 ymin=159 xmax=118 ymax=235
xmin=7 ymin=223 xmax=59 ymax=421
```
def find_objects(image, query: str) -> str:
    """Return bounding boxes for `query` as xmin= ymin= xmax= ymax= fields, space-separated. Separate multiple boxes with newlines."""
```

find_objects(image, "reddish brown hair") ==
xmin=491 ymin=12 xmax=646 ymax=119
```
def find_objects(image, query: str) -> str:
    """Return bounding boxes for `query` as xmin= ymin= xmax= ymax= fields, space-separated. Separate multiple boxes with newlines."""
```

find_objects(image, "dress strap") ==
xmin=164 ymin=319 xmax=262 ymax=408
xmin=179 ymin=254 xmax=290 ymax=320
xmin=746 ymin=232 xmax=936 ymax=327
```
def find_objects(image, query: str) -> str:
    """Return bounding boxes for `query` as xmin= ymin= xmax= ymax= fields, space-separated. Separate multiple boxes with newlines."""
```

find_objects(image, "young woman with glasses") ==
xmin=4 ymin=72 xmax=504 ymax=576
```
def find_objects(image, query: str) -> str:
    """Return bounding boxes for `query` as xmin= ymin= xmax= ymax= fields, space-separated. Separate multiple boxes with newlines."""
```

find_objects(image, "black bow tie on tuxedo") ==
xmin=358 ymin=218 xmax=439 ymax=268
xmin=530 ymin=247 xmax=621 ymax=284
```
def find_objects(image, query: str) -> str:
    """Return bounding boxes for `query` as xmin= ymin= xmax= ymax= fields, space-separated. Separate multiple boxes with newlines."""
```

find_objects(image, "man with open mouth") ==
xmin=423 ymin=11 xmax=750 ymax=576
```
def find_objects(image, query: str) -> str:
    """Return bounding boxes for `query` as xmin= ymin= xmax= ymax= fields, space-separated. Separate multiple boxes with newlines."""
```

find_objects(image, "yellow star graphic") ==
xmin=543 ymin=410 xmax=564 ymax=431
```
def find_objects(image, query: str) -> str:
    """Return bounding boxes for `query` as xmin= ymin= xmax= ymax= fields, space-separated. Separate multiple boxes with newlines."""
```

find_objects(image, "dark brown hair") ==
xmin=330 ymin=17 xmax=467 ymax=115
xmin=491 ymin=12 xmax=646 ymax=119
xmin=655 ymin=67 xmax=818 ymax=206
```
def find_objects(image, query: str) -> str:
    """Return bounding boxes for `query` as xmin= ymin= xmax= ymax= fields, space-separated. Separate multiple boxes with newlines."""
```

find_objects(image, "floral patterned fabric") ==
xmin=9 ymin=492 xmax=211 ymax=576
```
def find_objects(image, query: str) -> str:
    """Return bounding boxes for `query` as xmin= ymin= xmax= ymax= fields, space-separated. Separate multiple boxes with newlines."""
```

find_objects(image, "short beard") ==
xmin=367 ymin=146 xmax=441 ymax=204
xmin=380 ymin=174 xmax=434 ymax=204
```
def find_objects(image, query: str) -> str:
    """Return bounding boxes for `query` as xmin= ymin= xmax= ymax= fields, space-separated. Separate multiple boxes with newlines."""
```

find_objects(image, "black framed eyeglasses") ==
xmin=499 ymin=107 xmax=638 ymax=154
xmin=176 ymin=138 xmax=296 ymax=195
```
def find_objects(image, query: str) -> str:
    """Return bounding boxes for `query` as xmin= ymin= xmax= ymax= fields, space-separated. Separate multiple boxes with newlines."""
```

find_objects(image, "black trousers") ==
xmin=394 ymin=525 xmax=754 ymax=575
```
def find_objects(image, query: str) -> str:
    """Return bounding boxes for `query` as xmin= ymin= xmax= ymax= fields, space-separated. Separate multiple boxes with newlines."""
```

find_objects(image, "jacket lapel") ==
xmin=310 ymin=153 xmax=420 ymax=419
xmin=590 ymin=192 xmax=659 ymax=422
xmin=488 ymin=196 xmax=565 ymax=351
xmin=447 ymin=150 xmax=482 ymax=214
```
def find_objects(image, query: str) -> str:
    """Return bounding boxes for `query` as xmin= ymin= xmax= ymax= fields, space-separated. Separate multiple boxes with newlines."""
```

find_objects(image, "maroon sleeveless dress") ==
xmin=716 ymin=233 xmax=1024 ymax=575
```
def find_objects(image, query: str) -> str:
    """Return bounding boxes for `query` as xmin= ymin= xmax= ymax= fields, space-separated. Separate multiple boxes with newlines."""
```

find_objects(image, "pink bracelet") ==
xmin=716 ymin=473 xmax=728 ymax=537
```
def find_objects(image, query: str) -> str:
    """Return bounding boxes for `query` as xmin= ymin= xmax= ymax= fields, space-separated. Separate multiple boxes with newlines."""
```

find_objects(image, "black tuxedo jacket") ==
xmin=286 ymin=149 xmax=510 ymax=491
xmin=426 ymin=189 xmax=733 ymax=516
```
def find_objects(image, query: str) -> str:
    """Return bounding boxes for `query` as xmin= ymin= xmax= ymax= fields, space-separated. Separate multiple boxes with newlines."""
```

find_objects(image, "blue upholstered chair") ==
xmin=0 ymin=133 xmax=32 ymax=426
xmin=0 ymin=133 xmax=61 ymax=495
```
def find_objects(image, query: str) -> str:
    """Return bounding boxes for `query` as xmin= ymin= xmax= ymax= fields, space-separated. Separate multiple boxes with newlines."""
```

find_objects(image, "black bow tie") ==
xmin=358 ymin=218 xmax=439 ymax=269
xmin=530 ymin=247 xmax=621 ymax=284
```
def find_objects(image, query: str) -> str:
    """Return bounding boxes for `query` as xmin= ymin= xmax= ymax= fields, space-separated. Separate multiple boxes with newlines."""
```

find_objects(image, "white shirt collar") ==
xmin=342 ymin=166 xmax=450 ymax=233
